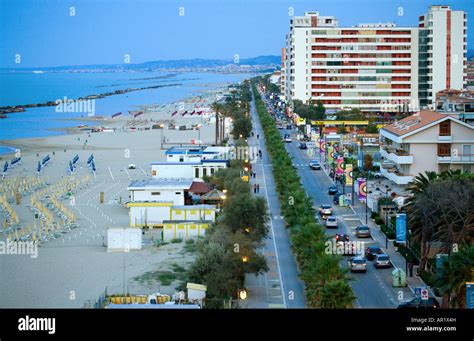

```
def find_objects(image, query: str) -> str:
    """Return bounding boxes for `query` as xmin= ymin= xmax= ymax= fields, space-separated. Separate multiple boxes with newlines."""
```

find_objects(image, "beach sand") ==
xmin=0 ymin=92 xmax=222 ymax=308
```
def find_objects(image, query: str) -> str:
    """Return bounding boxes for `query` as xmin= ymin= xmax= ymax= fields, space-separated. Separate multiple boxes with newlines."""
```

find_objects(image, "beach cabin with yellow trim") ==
xmin=163 ymin=220 xmax=211 ymax=240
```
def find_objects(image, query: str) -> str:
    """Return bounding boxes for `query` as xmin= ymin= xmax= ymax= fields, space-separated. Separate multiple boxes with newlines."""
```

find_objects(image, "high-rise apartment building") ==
xmin=418 ymin=5 xmax=468 ymax=108
xmin=282 ymin=6 xmax=467 ymax=113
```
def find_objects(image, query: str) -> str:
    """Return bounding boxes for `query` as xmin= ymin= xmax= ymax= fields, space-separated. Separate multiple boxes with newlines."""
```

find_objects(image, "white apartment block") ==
xmin=282 ymin=7 xmax=467 ymax=113
xmin=418 ymin=5 xmax=468 ymax=108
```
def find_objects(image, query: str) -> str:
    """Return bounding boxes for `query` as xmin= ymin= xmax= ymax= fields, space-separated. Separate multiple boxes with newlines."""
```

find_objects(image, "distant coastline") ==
xmin=0 ymin=83 xmax=182 ymax=115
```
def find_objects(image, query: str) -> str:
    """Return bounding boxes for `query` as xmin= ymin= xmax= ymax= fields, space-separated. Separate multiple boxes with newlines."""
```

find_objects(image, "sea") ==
xmin=0 ymin=71 xmax=252 ymax=151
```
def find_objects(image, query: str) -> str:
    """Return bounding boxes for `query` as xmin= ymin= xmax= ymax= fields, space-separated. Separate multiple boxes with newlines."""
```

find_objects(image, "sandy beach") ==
xmin=0 ymin=89 xmax=224 ymax=308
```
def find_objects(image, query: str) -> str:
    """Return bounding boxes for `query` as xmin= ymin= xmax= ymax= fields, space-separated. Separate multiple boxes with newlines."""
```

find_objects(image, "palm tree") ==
xmin=433 ymin=245 xmax=474 ymax=308
xmin=318 ymin=279 xmax=356 ymax=308
xmin=211 ymin=102 xmax=223 ymax=145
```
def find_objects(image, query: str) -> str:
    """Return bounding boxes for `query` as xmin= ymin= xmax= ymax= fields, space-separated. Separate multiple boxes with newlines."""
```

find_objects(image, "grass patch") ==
xmin=170 ymin=238 xmax=183 ymax=244
xmin=171 ymin=263 xmax=186 ymax=273
xmin=185 ymin=239 xmax=195 ymax=245
xmin=183 ymin=242 xmax=197 ymax=253
xmin=133 ymin=268 xmax=187 ymax=286
xmin=154 ymin=240 xmax=169 ymax=248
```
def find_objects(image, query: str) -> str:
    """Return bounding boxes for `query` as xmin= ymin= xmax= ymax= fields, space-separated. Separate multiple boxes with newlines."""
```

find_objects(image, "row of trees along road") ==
xmin=252 ymin=77 xmax=356 ymax=308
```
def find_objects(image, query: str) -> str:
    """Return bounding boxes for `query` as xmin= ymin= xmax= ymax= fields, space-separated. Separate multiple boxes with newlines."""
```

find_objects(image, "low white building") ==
xmin=127 ymin=178 xmax=194 ymax=206
xmin=151 ymin=160 xmax=229 ymax=179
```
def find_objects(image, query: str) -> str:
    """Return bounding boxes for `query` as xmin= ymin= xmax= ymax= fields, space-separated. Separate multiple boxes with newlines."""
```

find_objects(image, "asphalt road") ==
xmin=247 ymin=92 xmax=306 ymax=308
xmin=282 ymin=129 xmax=413 ymax=308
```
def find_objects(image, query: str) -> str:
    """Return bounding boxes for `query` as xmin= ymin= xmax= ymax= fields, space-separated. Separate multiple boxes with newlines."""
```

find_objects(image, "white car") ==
xmin=325 ymin=216 xmax=338 ymax=228
xmin=349 ymin=256 xmax=367 ymax=273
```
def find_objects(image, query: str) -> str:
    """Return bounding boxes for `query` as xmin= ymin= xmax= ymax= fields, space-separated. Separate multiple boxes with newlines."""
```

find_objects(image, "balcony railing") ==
xmin=380 ymin=146 xmax=414 ymax=164
xmin=437 ymin=154 xmax=474 ymax=164
xmin=380 ymin=167 xmax=413 ymax=185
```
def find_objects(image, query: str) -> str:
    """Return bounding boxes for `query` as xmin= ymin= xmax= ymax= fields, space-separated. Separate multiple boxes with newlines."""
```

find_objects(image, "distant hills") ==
xmin=2 ymin=55 xmax=281 ymax=72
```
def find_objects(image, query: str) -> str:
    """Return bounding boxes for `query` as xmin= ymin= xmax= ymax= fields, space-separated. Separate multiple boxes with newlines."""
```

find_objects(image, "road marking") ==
xmin=254 ymin=104 xmax=287 ymax=309
xmin=108 ymin=166 xmax=115 ymax=181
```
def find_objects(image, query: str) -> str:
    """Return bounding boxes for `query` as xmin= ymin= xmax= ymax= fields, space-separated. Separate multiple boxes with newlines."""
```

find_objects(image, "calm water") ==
xmin=0 ymin=71 xmax=251 ymax=145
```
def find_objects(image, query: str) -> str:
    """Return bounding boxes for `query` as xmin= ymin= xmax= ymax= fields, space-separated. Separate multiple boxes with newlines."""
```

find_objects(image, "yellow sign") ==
xmin=242 ymin=175 xmax=249 ymax=182
xmin=310 ymin=120 xmax=369 ymax=126
xmin=345 ymin=164 xmax=353 ymax=186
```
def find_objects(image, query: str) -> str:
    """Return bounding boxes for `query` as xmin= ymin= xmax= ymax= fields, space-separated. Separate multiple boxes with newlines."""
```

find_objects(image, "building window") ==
xmin=175 ymin=192 xmax=181 ymax=195
xmin=203 ymin=168 xmax=207 ymax=177
xmin=151 ymin=192 xmax=160 ymax=196
xmin=195 ymin=168 xmax=200 ymax=178
xmin=179 ymin=156 xmax=184 ymax=162
xmin=437 ymin=143 xmax=451 ymax=156
xmin=439 ymin=120 xmax=451 ymax=136
xmin=210 ymin=168 xmax=215 ymax=175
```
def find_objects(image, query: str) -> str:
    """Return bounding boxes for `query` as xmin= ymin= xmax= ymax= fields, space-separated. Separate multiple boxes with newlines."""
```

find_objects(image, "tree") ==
xmin=363 ymin=154 xmax=373 ymax=171
xmin=318 ymin=279 xmax=357 ymax=308
xmin=433 ymin=245 xmax=474 ymax=308
xmin=405 ymin=171 xmax=474 ymax=270
xmin=231 ymin=116 xmax=252 ymax=139
xmin=365 ymin=124 xmax=379 ymax=133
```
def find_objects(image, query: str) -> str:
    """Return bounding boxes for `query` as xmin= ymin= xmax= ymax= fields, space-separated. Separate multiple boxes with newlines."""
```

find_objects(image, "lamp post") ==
xmin=376 ymin=185 xmax=391 ymax=249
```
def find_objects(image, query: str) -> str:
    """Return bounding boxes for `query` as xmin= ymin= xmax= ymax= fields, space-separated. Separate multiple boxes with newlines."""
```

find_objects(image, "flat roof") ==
xmin=107 ymin=303 xmax=200 ymax=309
xmin=165 ymin=146 xmax=218 ymax=155
xmin=128 ymin=178 xmax=194 ymax=190
xmin=162 ymin=220 xmax=212 ymax=223
xmin=171 ymin=204 xmax=216 ymax=209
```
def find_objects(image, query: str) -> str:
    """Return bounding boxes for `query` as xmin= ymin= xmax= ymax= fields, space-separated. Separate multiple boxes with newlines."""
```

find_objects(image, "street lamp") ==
xmin=238 ymin=289 xmax=248 ymax=300
xmin=376 ymin=186 xmax=392 ymax=249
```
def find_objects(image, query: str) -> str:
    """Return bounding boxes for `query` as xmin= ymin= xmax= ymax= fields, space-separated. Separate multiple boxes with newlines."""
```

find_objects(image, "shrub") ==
xmin=170 ymin=238 xmax=183 ymax=244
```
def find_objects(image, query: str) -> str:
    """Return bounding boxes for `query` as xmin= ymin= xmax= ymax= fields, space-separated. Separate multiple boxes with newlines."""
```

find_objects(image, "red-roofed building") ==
xmin=380 ymin=111 xmax=474 ymax=185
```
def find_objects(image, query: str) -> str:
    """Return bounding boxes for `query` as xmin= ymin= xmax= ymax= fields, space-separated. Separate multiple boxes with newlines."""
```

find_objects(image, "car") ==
xmin=328 ymin=185 xmax=338 ymax=195
xmin=325 ymin=216 xmax=338 ymax=228
xmin=397 ymin=297 xmax=440 ymax=309
xmin=374 ymin=254 xmax=392 ymax=268
xmin=309 ymin=160 xmax=321 ymax=170
xmin=365 ymin=245 xmax=384 ymax=260
xmin=128 ymin=164 xmax=136 ymax=169
xmin=355 ymin=225 xmax=371 ymax=238
xmin=349 ymin=256 xmax=367 ymax=273
xmin=319 ymin=205 xmax=333 ymax=218
xmin=335 ymin=233 xmax=350 ymax=243
xmin=299 ymin=142 xmax=307 ymax=149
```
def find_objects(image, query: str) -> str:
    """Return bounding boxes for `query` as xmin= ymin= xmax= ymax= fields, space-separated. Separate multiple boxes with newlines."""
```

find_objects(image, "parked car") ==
xmin=397 ymin=297 xmax=440 ymax=309
xmin=355 ymin=225 xmax=371 ymax=238
xmin=373 ymin=172 xmax=383 ymax=178
xmin=309 ymin=160 xmax=321 ymax=170
xmin=349 ymin=256 xmax=367 ymax=273
xmin=328 ymin=185 xmax=338 ymax=195
xmin=325 ymin=216 xmax=338 ymax=228
xmin=299 ymin=142 xmax=307 ymax=149
xmin=365 ymin=245 xmax=384 ymax=260
xmin=374 ymin=254 xmax=392 ymax=268
xmin=319 ymin=205 xmax=333 ymax=218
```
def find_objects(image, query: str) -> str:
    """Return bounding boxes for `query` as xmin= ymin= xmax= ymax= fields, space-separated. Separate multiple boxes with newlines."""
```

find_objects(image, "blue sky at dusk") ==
xmin=0 ymin=0 xmax=472 ymax=68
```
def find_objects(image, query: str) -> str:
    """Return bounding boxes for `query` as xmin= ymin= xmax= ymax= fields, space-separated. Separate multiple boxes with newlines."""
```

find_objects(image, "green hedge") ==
xmin=252 ymin=81 xmax=355 ymax=308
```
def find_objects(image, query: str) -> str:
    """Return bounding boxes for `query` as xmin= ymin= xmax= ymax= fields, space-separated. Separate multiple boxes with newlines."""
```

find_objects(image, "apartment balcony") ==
xmin=380 ymin=167 xmax=413 ymax=185
xmin=437 ymin=154 xmax=474 ymax=164
xmin=380 ymin=146 xmax=414 ymax=164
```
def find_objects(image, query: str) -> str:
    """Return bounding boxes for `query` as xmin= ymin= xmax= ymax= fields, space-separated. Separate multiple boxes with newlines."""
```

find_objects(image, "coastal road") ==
xmin=281 ymin=128 xmax=415 ymax=308
xmin=244 ymin=91 xmax=306 ymax=308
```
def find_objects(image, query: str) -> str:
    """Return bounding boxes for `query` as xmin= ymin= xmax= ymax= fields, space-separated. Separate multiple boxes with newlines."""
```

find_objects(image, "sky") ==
xmin=0 ymin=0 xmax=472 ymax=68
